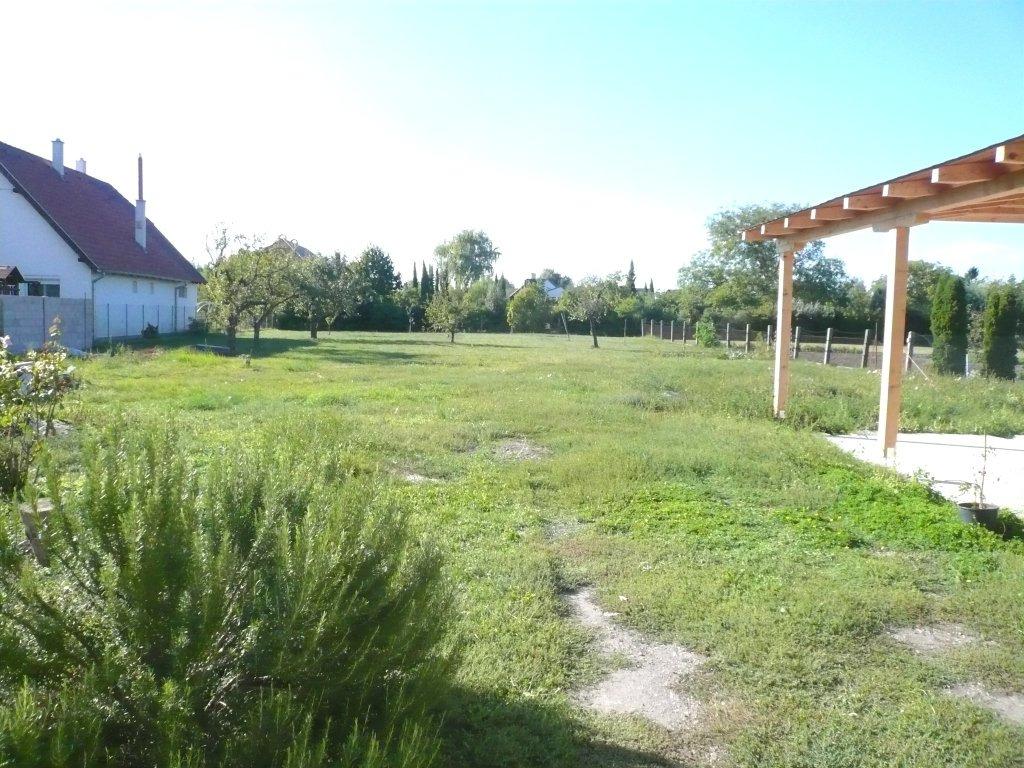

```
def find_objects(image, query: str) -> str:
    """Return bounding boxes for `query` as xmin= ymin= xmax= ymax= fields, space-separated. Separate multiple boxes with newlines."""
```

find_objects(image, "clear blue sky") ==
xmin=5 ymin=0 xmax=1023 ymax=287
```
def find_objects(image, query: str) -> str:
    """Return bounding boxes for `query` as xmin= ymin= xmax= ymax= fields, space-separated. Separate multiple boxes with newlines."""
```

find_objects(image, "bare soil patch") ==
xmin=888 ymin=623 xmax=980 ymax=654
xmin=567 ymin=588 xmax=705 ymax=731
xmin=493 ymin=438 xmax=549 ymax=461
xmin=945 ymin=683 xmax=1024 ymax=725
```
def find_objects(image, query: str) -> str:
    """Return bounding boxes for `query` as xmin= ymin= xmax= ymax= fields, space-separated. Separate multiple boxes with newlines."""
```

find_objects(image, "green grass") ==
xmin=69 ymin=331 xmax=1024 ymax=767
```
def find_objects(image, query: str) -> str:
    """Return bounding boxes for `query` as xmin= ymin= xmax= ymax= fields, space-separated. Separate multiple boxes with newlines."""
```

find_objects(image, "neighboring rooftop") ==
xmin=0 ymin=140 xmax=204 ymax=283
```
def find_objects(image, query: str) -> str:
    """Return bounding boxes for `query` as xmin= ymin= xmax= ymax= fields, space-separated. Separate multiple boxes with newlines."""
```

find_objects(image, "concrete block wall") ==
xmin=0 ymin=296 xmax=94 ymax=353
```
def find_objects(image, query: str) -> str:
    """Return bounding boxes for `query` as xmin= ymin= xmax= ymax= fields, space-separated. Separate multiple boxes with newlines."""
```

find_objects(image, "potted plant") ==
xmin=957 ymin=434 xmax=1000 ymax=528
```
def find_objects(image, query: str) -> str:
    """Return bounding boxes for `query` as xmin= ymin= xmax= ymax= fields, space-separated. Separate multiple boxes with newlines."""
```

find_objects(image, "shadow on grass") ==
xmin=440 ymin=688 xmax=673 ymax=768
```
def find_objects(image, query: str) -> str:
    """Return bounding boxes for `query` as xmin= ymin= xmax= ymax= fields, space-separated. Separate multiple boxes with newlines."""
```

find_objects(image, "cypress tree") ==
xmin=930 ymin=275 xmax=968 ymax=376
xmin=420 ymin=264 xmax=431 ymax=302
xmin=982 ymin=287 xmax=1019 ymax=379
xmin=411 ymin=262 xmax=419 ymax=290
xmin=626 ymin=261 xmax=637 ymax=293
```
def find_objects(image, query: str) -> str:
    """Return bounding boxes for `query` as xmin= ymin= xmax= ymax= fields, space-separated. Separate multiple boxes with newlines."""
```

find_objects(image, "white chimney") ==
xmin=75 ymin=158 xmax=87 ymax=174
xmin=51 ymin=138 xmax=64 ymax=177
xmin=134 ymin=154 xmax=147 ymax=250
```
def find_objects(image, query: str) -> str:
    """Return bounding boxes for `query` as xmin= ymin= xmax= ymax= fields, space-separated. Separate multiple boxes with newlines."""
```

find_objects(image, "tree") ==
xmin=433 ymin=230 xmax=500 ymax=288
xmin=351 ymin=245 xmax=400 ymax=299
xmin=294 ymin=253 xmax=353 ymax=338
xmin=425 ymin=287 xmax=470 ymax=342
xmin=203 ymin=230 xmax=300 ymax=355
xmin=626 ymin=260 xmax=637 ymax=294
xmin=559 ymin=276 xmax=619 ymax=348
xmin=411 ymin=263 xmax=419 ymax=290
xmin=982 ymin=286 xmax=1019 ymax=379
xmin=419 ymin=262 xmax=432 ymax=303
xmin=396 ymin=283 xmax=424 ymax=331
xmin=930 ymin=275 xmax=969 ymax=376
xmin=506 ymin=283 xmax=551 ymax=332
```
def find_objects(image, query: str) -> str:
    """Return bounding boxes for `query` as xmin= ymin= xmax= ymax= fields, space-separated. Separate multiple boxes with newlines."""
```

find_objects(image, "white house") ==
xmin=0 ymin=138 xmax=203 ymax=341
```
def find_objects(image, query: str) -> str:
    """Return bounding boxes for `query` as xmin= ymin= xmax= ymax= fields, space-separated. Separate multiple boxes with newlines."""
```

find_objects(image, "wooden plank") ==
xmin=811 ymin=206 xmax=854 ymax=221
xmin=761 ymin=221 xmax=795 ymax=236
xmin=783 ymin=213 xmax=820 ymax=229
xmin=741 ymin=229 xmax=765 ymax=242
xmin=844 ymin=194 xmax=889 ymax=210
xmin=878 ymin=227 xmax=910 ymax=457
xmin=995 ymin=141 xmax=1024 ymax=165
xmin=931 ymin=162 xmax=1001 ymax=185
xmin=772 ymin=248 xmax=795 ymax=418
xmin=882 ymin=180 xmax=939 ymax=198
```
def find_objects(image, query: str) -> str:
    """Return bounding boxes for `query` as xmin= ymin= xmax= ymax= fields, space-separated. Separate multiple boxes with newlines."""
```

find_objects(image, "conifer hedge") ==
xmin=982 ymin=287 xmax=1019 ymax=380
xmin=930 ymin=275 xmax=968 ymax=376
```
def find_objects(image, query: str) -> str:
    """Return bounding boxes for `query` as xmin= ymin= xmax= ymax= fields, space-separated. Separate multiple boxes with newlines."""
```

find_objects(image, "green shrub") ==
xmin=930 ymin=275 xmax=968 ymax=376
xmin=0 ymin=426 xmax=453 ymax=767
xmin=982 ymin=287 xmax=1019 ymax=379
xmin=694 ymin=318 xmax=719 ymax=347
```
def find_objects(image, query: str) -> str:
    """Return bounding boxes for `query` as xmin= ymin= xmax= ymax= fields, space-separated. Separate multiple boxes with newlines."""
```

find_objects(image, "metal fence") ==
xmin=93 ymin=303 xmax=199 ymax=345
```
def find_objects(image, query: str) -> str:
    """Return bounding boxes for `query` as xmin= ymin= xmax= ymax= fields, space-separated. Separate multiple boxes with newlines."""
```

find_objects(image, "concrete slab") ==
xmin=826 ymin=432 xmax=1024 ymax=516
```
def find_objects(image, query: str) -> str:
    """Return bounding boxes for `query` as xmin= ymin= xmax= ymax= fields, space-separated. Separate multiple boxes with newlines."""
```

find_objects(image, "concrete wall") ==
xmin=0 ymin=173 xmax=94 ymax=298
xmin=0 ymin=296 xmax=94 ymax=352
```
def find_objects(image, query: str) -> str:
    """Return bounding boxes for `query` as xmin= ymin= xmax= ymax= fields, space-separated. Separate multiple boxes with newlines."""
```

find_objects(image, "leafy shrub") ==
xmin=0 ymin=426 xmax=453 ymax=767
xmin=693 ymin=319 xmax=719 ymax=347
xmin=0 ymin=326 xmax=78 ymax=496
xmin=187 ymin=317 xmax=210 ymax=336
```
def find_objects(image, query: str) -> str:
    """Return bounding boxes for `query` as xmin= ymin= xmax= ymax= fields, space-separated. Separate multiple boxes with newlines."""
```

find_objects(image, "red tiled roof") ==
xmin=0 ymin=141 xmax=204 ymax=283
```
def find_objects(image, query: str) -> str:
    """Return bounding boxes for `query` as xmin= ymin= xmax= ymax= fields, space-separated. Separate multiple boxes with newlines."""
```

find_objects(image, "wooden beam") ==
xmin=844 ymin=194 xmax=889 ymax=210
xmin=882 ymin=180 xmax=940 ymax=198
xmin=995 ymin=141 xmax=1024 ymax=165
xmin=773 ymin=247 xmax=795 ymax=418
xmin=741 ymin=229 xmax=764 ymax=242
xmin=878 ymin=227 xmax=910 ymax=457
xmin=783 ymin=213 xmax=820 ymax=229
xmin=931 ymin=162 xmax=1001 ymax=185
xmin=810 ymin=206 xmax=854 ymax=221
xmin=761 ymin=221 xmax=794 ymax=236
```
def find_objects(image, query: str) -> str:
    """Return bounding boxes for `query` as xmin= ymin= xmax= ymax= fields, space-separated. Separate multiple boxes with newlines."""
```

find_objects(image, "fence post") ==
xmin=650 ymin=319 xmax=655 ymax=337
xmin=904 ymin=330 xmax=914 ymax=373
xmin=681 ymin=320 xmax=688 ymax=345
xmin=125 ymin=305 xmax=128 ymax=340
xmin=823 ymin=327 xmax=833 ymax=364
xmin=659 ymin=319 xmax=664 ymax=339
xmin=725 ymin=322 xmax=731 ymax=348
xmin=861 ymin=329 xmax=870 ymax=368
xmin=670 ymin=320 xmax=674 ymax=341
xmin=767 ymin=324 xmax=773 ymax=349
xmin=624 ymin=317 xmax=627 ymax=337
xmin=793 ymin=326 xmax=801 ymax=359
xmin=744 ymin=323 xmax=751 ymax=354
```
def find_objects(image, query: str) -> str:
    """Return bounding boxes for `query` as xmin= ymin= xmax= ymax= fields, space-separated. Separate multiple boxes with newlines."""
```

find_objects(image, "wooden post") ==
xmin=744 ymin=323 xmax=751 ymax=354
xmin=773 ymin=248 xmax=795 ymax=417
xmin=904 ymin=330 xmax=914 ymax=373
xmin=823 ymin=327 xmax=833 ymax=365
xmin=650 ymin=319 xmax=655 ymax=337
xmin=624 ymin=317 xmax=628 ymax=337
xmin=725 ymin=322 xmax=731 ymax=348
xmin=767 ymin=324 xmax=773 ymax=349
xmin=659 ymin=319 xmax=664 ymax=339
xmin=670 ymin=320 xmax=674 ymax=341
xmin=640 ymin=319 xmax=644 ymax=337
xmin=681 ymin=320 xmax=688 ymax=345
xmin=879 ymin=227 xmax=910 ymax=456
xmin=860 ymin=328 xmax=871 ymax=368
xmin=793 ymin=326 xmax=802 ymax=359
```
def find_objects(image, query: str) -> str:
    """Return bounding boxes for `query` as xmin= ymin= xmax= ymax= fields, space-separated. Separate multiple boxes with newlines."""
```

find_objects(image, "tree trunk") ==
xmin=589 ymin=319 xmax=599 ymax=348
xmin=309 ymin=317 xmax=318 ymax=339
xmin=252 ymin=319 xmax=261 ymax=351
xmin=227 ymin=323 xmax=238 ymax=355
xmin=449 ymin=329 xmax=456 ymax=343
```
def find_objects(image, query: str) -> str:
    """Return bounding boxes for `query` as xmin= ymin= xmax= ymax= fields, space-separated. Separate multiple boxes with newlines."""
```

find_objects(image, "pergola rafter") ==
xmin=745 ymin=134 xmax=1024 ymax=456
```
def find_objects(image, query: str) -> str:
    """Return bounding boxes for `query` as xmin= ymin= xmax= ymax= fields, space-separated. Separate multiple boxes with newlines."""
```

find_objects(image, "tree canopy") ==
xmin=434 ymin=230 xmax=500 ymax=288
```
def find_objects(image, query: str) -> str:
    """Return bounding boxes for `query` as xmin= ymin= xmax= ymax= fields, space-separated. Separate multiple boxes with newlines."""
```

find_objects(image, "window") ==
xmin=132 ymin=280 xmax=138 ymax=293
xmin=25 ymin=282 xmax=60 ymax=298
xmin=176 ymin=285 xmax=187 ymax=298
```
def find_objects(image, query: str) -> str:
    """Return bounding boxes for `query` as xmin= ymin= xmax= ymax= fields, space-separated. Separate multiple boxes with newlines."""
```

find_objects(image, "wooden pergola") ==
xmin=743 ymin=135 xmax=1024 ymax=456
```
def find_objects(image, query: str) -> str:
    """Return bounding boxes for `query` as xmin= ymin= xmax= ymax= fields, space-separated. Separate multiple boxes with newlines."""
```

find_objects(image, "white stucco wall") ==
xmin=0 ymin=173 xmax=93 ymax=298
xmin=94 ymin=276 xmax=198 ymax=338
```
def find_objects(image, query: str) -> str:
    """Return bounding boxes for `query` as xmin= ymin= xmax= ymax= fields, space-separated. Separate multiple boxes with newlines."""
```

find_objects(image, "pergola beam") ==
xmin=995 ymin=141 xmax=1024 ymax=165
xmin=882 ymin=180 xmax=941 ymax=198
xmin=931 ymin=162 xmax=1001 ymax=185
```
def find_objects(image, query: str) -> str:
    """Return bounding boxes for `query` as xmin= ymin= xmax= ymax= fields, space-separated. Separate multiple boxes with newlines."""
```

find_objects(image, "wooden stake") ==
xmin=860 ymin=328 xmax=871 ymax=368
xmin=823 ymin=327 xmax=833 ymax=364
xmin=725 ymin=322 xmax=731 ymax=348
xmin=773 ymin=249 xmax=795 ymax=417
xmin=767 ymin=324 xmax=773 ymax=349
xmin=744 ymin=323 xmax=751 ymax=353
xmin=682 ymin=320 xmax=688 ymax=344
xmin=904 ymin=330 xmax=914 ymax=373
xmin=670 ymin=320 xmax=674 ymax=341
xmin=793 ymin=326 xmax=801 ymax=359
xmin=879 ymin=227 xmax=910 ymax=456
xmin=660 ymin=319 xmax=664 ymax=339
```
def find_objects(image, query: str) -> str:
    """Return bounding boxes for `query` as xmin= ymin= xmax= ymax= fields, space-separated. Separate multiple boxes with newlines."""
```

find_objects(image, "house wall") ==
xmin=0 ymin=173 xmax=94 ymax=298
xmin=93 ymin=277 xmax=198 ymax=339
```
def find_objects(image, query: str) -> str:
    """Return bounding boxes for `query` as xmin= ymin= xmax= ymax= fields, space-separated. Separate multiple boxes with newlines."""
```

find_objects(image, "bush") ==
xmin=0 ymin=426 xmax=453 ymax=767
xmin=141 ymin=322 xmax=160 ymax=340
xmin=506 ymin=283 xmax=551 ymax=333
xmin=982 ymin=287 xmax=1019 ymax=379
xmin=187 ymin=317 xmax=209 ymax=336
xmin=930 ymin=275 xmax=968 ymax=376
xmin=694 ymin=319 xmax=719 ymax=347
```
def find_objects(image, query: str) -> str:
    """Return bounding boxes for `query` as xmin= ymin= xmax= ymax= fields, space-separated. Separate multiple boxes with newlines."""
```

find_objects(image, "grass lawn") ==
xmin=71 ymin=331 xmax=1024 ymax=767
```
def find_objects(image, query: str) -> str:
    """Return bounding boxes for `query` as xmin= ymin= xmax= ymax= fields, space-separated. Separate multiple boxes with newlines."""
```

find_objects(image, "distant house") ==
xmin=269 ymin=237 xmax=317 ymax=260
xmin=0 ymin=138 xmax=203 ymax=341
xmin=510 ymin=278 xmax=564 ymax=301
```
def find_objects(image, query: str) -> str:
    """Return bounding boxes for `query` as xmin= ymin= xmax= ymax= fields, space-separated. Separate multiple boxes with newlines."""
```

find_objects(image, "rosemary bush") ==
xmin=0 ymin=426 xmax=452 ymax=767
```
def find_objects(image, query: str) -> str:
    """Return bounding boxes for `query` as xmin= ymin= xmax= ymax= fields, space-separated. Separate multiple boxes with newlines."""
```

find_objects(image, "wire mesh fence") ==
xmin=93 ymin=303 xmax=199 ymax=345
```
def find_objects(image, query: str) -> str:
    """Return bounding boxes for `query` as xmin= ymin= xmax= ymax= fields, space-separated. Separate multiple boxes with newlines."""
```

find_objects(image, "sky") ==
xmin=3 ymin=0 xmax=1022 ymax=289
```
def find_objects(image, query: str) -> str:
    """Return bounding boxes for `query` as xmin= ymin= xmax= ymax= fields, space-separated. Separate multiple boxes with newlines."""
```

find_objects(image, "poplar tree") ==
xmin=982 ymin=286 xmax=1019 ymax=379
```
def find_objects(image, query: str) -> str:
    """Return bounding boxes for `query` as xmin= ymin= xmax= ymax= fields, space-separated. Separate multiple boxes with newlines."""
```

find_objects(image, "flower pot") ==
xmin=957 ymin=502 xmax=1000 ymax=529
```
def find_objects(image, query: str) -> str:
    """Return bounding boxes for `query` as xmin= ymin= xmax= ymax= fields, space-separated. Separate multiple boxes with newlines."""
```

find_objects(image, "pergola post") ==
xmin=878 ymin=226 xmax=910 ymax=456
xmin=772 ymin=246 xmax=796 ymax=417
